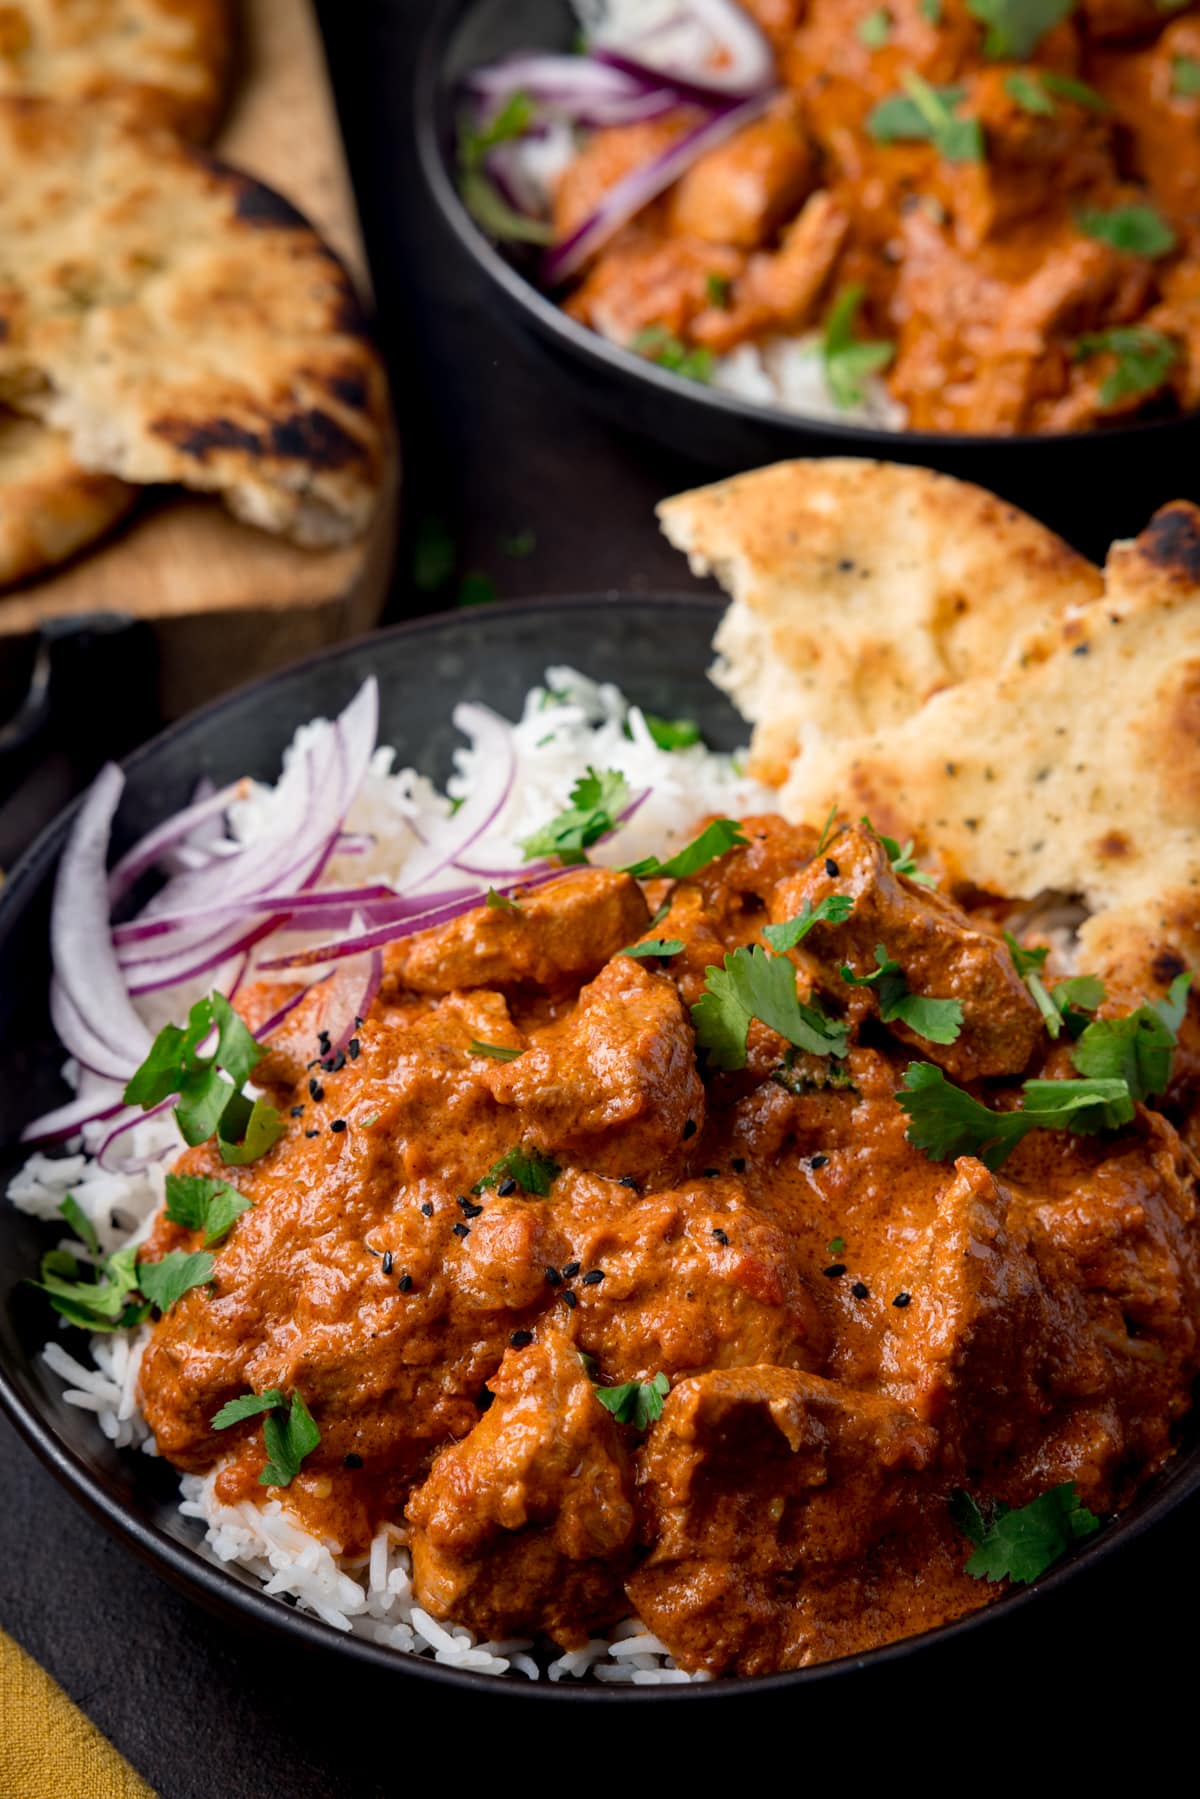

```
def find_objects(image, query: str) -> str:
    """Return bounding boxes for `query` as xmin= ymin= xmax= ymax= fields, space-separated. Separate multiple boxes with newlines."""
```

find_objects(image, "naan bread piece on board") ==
xmin=0 ymin=0 xmax=232 ymax=140
xmin=0 ymin=410 xmax=134 ymax=587
xmin=0 ymin=101 xmax=388 ymax=548
xmin=658 ymin=459 xmax=1103 ymax=784
xmin=777 ymin=500 xmax=1200 ymax=997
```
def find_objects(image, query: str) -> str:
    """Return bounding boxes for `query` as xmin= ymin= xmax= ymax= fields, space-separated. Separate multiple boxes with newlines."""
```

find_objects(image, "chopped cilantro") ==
xmin=474 ymin=1144 xmax=560 ymax=1196
xmin=468 ymin=1040 xmax=523 ymax=1061
xmin=259 ymin=1390 xmax=321 ymax=1488
xmin=841 ymin=944 xmax=964 ymax=1044
xmin=501 ymin=528 xmax=537 ymax=558
xmin=1004 ymin=932 xmax=1061 ymax=1036
xmin=864 ymin=818 xmax=938 ymax=887
xmin=1005 ymin=939 xmax=1103 ymax=1041
xmin=1069 ymin=970 xmax=1191 ymax=1102
xmin=630 ymin=326 xmax=715 ymax=383
xmin=620 ymin=938 xmax=685 ymax=960
xmin=815 ymin=804 xmax=840 ymax=857
xmin=1071 ymin=326 xmax=1178 ymax=408
xmin=457 ymin=94 xmax=554 ymax=247
xmin=593 ymin=1370 xmax=670 ymax=1430
xmin=413 ymin=516 xmax=455 ymax=592
xmin=623 ymin=819 xmax=747 ymax=881
xmin=858 ymin=7 xmax=892 ymax=47
xmin=1039 ymin=70 xmax=1110 ymax=112
xmin=1049 ymin=973 xmax=1106 ymax=1038
xmin=457 ymin=572 xmax=498 ymax=608
xmin=1173 ymin=54 xmax=1200 ymax=96
xmin=762 ymin=894 xmax=855 ymax=952
xmin=59 ymin=1194 xmax=99 ymax=1258
xmin=827 ymin=1235 xmax=846 ymax=1255
xmin=641 ymin=712 xmax=701 ymax=751
xmin=705 ymin=272 xmax=732 ymax=308
xmin=125 ymin=994 xmax=281 ymax=1166
xmin=967 ymin=0 xmax=1074 ymax=59
xmin=164 ymin=1173 xmax=252 ymax=1246
xmin=821 ymin=284 xmax=896 ymax=410
xmin=29 ymin=1242 xmax=148 ymax=1334
xmin=485 ymin=887 xmax=521 ymax=910
xmin=772 ymin=1054 xmax=858 ymax=1097
xmin=921 ymin=0 xmax=943 ymax=17
xmin=898 ymin=1061 xmax=1134 ymax=1170
xmin=1004 ymin=70 xmax=1056 ymax=115
xmin=692 ymin=945 xmax=850 ymax=1071
xmin=138 ymin=1249 xmax=214 ymax=1314
xmin=867 ymin=76 xmax=983 ymax=161
xmin=212 ymin=1388 xmax=286 ymax=1429
xmin=214 ymin=1091 xmax=286 ymax=1167
xmin=521 ymin=767 xmax=630 ymax=864
xmin=1076 ymin=202 xmax=1176 ymax=258
xmin=952 ymin=1482 xmax=1100 ymax=1583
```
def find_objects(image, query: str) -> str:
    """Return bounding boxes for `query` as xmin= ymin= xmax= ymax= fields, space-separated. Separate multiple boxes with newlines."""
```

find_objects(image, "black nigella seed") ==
xmin=562 ymin=1290 xmax=578 ymax=1310
xmin=343 ymin=1452 xmax=363 ymax=1469
xmin=308 ymin=1078 xmax=324 ymax=1102
xmin=327 ymin=1050 xmax=347 ymax=1074
xmin=420 ymin=1201 xmax=434 ymax=1217
xmin=811 ymin=1154 xmax=829 ymax=1169
xmin=381 ymin=1250 xmax=393 ymax=1275
xmin=618 ymin=1176 xmax=640 ymax=1192
xmin=496 ymin=1177 xmax=517 ymax=1198
xmin=683 ymin=1118 xmax=697 ymax=1140
xmin=824 ymin=858 xmax=839 ymax=878
xmin=851 ymin=1280 xmax=870 ymax=1300
xmin=452 ymin=1222 xmax=470 ymax=1239
xmin=290 ymin=1105 xmax=304 ymax=1118
xmin=318 ymin=1030 xmax=331 ymax=1052
xmin=581 ymin=1269 xmax=604 ymax=1286
xmin=457 ymin=1196 xmax=483 ymax=1219
xmin=348 ymin=1038 xmax=361 ymax=1060
xmin=562 ymin=1261 xmax=581 ymax=1279
xmin=544 ymin=1266 xmax=562 ymax=1287
xmin=330 ymin=1119 xmax=347 ymax=1133
xmin=893 ymin=1291 xmax=911 ymax=1309
xmin=510 ymin=1330 xmax=533 ymax=1348
xmin=398 ymin=1272 xmax=413 ymax=1293
xmin=304 ymin=1129 xmax=319 ymax=1139
xmin=731 ymin=1157 xmax=746 ymax=1173
xmin=823 ymin=1263 xmax=847 ymax=1279
xmin=477 ymin=1386 xmax=494 ymax=1413
xmin=712 ymin=1227 xmax=729 ymax=1246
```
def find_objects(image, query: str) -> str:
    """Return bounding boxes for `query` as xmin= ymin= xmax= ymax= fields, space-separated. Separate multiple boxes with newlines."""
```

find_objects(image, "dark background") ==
xmin=0 ymin=4 xmax=1195 ymax=1788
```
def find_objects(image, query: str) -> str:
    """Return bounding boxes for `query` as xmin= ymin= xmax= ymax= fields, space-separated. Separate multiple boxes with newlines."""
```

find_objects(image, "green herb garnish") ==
xmin=474 ymin=1145 xmax=561 ymax=1196
xmin=521 ymin=767 xmax=630 ymax=864
xmin=864 ymin=819 xmax=938 ymax=887
xmin=1069 ymin=970 xmax=1191 ymax=1102
xmin=762 ymin=894 xmax=855 ymax=953
xmin=951 ymin=1482 xmax=1100 ymax=1583
xmin=485 ymin=887 xmax=521 ymax=910
xmin=125 ymin=994 xmax=284 ymax=1166
xmin=1076 ymin=202 xmax=1176 ymax=258
xmin=458 ymin=93 xmax=554 ymax=247
xmin=620 ymin=938 xmax=685 ymax=960
xmin=692 ymin=946 xmax=850 ymax=1071
xmin=921 ymin=0 xmax=943 ymax=18
xmin=821 ymin=284 xmax=896 ymax=410
xmin=867 ymin=75 xmax=983 ymax=161
xmin=898 ymin=1061 xmax=1134 ymax=1170
xmin=1040 ymin=70 xmax=1109 ymax=111
xmin=413 ymin=516 xmax=455 ymax=592
xmin=642 ymin=712 xmax=702 ymax=751
xmin=1172 ymin=54 xmax=1200 ymax=96
xmin=164 ymin=1173 xmax=252 ymax=1246
xmin=213 ymin=1384 xmax=321 ymax=1490
xmin=705 ymin=273 xmax=732 ymax=308
xmin=501 ymin=528 xmax=537 ymax=558
xmin=967 ymin=0 xmax=1074 ymax=59
xmin=138 ymin=1250 xmax=215 ymax=1314
xmin=1004 ymin=70 xmax=1056 ymax=115
xmin=858 ymin=7 xmax=892 ymax=47
xmin=59 ymin=1194 xmax=99 ymax=1258
xmin=827 ymin=1235 xmax=846 ymax=1255
xmin=1071 ymin=326 xmax=1178 ymax=407
xmin=630 ymin=326 xmax=715 ymax=383
xmin=29 ymin=1242 xmax=148 ymax=1334
xmin=593 ymin=1370 xmax=670 ymax=1430
xmin=841 ymin=944 xmax=964 ymax=1044
xmin=457 ymin=572 xmax=498 ymax=608
xmin=212 ymin=1388 xmax=286 ymax=1429
xmin=623 ymin=818 xmax=747 ymax=881
xmin=469 ymin=1041 xmax=523 ymax=1061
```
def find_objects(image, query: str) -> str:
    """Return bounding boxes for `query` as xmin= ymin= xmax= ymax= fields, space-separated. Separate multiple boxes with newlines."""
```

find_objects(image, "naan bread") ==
xmin=0 ymin=0 xmax=231 ymax=140
xmin=0 ymin=409 xmax=134 ymax=587
xmin=775 ymin=501 xmax=1200 ymax=998
xmin=0 ymin=101 xmax=388 ymax=547
xmin=658 ymin=459 xmax=1103 ymax=784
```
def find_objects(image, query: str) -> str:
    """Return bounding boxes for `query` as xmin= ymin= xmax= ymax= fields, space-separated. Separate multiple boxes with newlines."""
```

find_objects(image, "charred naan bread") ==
xmin=0 ymin=410 xmax=134 ymax=587
xmin=0 ymin=0 xmax=231 ymax=140
xmin=0 ymin=101 xmax=387 ymax=547
xmin=658 ymin=459 xmax=1103 ymax=785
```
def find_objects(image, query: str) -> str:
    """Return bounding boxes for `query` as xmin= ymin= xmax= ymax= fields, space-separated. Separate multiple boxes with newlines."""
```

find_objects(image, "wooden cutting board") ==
xmin=0 ymin=0 xmax=398 ymax=720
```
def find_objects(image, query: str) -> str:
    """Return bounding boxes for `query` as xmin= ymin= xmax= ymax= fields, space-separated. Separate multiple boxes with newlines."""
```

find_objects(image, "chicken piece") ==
xmin=480 ymin=954 xmax=704 ymax=1177
xmin=382 ymin=869 xmax=648 ymax=998
xmin=1089 ymin=18 xmax=1200 ymax=223
xmin=1149 ymin=258 xmax=1200 ymax=412
xmin=666 ymin=95 xmax=814 ymax=248
xmin=770 ymin=821 xmax=1042 ymax=1080
xmin=627 ymin=1366 xmax=934 ymax=1675
xmin=692 ymin=190 xmax=851 ymax=351
xmin=645 ymin=880 xmax=730 ymax=1009
xmin=406 ymin=1330 xmax=636 ymax=1647
xmin=565 ymin=1181 xmax=826 ymax=1383
xmin=880 ymin=1158 xmax=1100 ymax=1469
xmin=565 ymin=223 xmax=746 ymax=345
xmin=552 ymin=114 xmax=699 ymax=242
xmin=686 ymin=811 xmax=819 ymax=938
xmin=781 ymin=0 xmax=986 ymax=145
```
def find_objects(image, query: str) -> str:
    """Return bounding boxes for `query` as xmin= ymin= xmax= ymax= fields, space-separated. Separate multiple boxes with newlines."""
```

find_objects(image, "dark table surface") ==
xmin=0 ymin=4 xmax=1196 ymax=1788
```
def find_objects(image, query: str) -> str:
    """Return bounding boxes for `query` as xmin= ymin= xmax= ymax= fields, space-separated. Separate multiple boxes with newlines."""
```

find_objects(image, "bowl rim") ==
xmin=415 ymin=0 xmax=1200 ymax=457
xmin=3 ymin=592 xmax=1199 ymax=1701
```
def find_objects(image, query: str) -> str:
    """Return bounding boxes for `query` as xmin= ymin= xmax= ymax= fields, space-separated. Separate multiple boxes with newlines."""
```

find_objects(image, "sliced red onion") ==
xmin=49 ymin=979 xmax=137 ymax=1082
xmin=111 ymin=882 xmax=407 ymax=944
xmin=51 ymin=765 xmax=153 ymax=1078
xmin=95 ymin=1097 xmax=177 ymax=1173
xmin=20 ymin=1086 xmax=125 ymax=1145
xmin=315 ymin=950 xmax=383 ymax=1057
xmin=107 ymin=778 xmax=250 ymax=904
xmin=542 ymin=90 xmax=771 ymax=285
xmin=256 ymin=984 xmax=313 ymax=1040
xmin=593 ymin=0 xmax=776 ymax=99
xmin=394 ymin=703 xmax=517 ymax=898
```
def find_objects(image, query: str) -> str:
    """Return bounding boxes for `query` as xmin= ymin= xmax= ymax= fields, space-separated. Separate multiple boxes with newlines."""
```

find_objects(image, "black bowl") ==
xmin=2 ymin=597 xmax=1199 ymax=1701
xmin=416 ymin=0 xmax=1200 ymax=541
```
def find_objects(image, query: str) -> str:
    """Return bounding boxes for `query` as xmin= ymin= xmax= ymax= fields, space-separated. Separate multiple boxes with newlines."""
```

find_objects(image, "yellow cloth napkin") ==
xmin=0 ymin=1628 xmax=155 ymax=1799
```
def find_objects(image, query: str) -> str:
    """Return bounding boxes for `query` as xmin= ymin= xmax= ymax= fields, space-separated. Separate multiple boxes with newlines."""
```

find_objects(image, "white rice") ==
xmin=712 ymin=333 xmax=906 ymax=430
xmin=12 ymin=667 xmax=761 ymax=1683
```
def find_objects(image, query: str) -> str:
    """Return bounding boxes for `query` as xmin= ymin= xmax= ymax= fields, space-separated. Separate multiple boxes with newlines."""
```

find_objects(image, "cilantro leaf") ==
xmin=1004 ymin=70 xmax=1056 ymax=115
xmin=485 ymin=887 xmax=521 ymax=910
xmin=59 ymin=1194 xmax=99 ymax=1258
xmin=259 ymin=1390 xmax=321 ymax=1488
xmin=164 ymin=1173 xmax=252 ymax=1246
xmin=762 ymin=893 xmax=855 ymax=952
xmin=921 ymin=0 xmax=943 ymax=17
xmin=1004 ymin=938 xmax=1105 ymax=1041
xmin=1172 ymin=54 xmax=1200 ymax=97
xmin=212 ymin=1388 xmax=286 ymax=1429
xmin=1070 ymin=971 xmax=1192 ymax=1102
xmin=137 ymin=1249 xmax=214 ymax=1314
xmin=704 ymin=273 xmax=731 ymax=308
xmin=125 ymin=994 xmax=278 ymax=1162
xmin=474 ymin=1144 xmax=560 ymax=1196
xmin=863 ymin=818 xmax=938 ymax=887
xmin=30 ymin=1242 xmax=148 ymax=1334
xmin=1076 ymin=203 xmax=1176 ymax=258
xmin=1004 ymin=931 xmax=1062 ymax=1036
xmin=642 ymin=712 xmax=701 ymax=751
xmin=867 ymin=75 xmax=983 ymax=161
xmin=858 ymin=7 xmax=892 ymax=46
xmin=630 ymin=326 xmax=715 ymax=384
xmin=216 ymin=1093 xmax=286 ymax=1167
xmin=841 ymin=944 xmax=964 ymax=1044
xmin=899 ymin=1062 xmax=1134 ymax=1169
xmin=593 ymin=1371 xmax=670 ymax=1430
xmin=1071 ymin=326 xmax=1178 ymax=408
xmin=1040 ymin=70 xmax=1109 ymax=112
xmin=967 ymin=0 xmax=1075 ymax=59
xmin=692 ymin=945 xmax=850 ymax=1071
xmin=521 ymin=767 xmax=631 ymax=864
xmin=468 ymin=1040 xmax=523 ymax=1061
xmin=952 ymin=1482 xmax=1100 ymax=1584
xmin=457 ymin=94 xmax=554 ymax=247
xmin=619 ymin=938 xmax=685 ymax=960
xmin=1050 ymin=973 xmax=1105 ymax=1038
xmin=623 ymin=819 xmax=748 ymax=881
xmin=821 ymin=284 xmax=896 ymax=410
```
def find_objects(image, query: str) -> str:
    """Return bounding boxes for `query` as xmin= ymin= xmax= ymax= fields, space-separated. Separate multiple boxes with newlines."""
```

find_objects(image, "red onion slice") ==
xmin=95 ymin=1097 xmax=177 ymax=1173
xmin=542 ymin=90 xmax=771 ymax=285
xmin=20 ymin=1087 xmax=125 ymax=1145
xmin=592 ymin=0 xmax=776 ymax=98
xmin=394 ymin=703 xmax=517 ymax=898
xmin=107 ymin=778 xmax=250 ymax=905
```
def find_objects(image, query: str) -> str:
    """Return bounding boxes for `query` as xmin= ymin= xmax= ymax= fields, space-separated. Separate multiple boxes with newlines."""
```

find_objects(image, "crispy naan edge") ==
xmin=657 ymin=458 xmax=1103 ymax=784
xmin=777 ymin=500 xmax=1200 ymax=998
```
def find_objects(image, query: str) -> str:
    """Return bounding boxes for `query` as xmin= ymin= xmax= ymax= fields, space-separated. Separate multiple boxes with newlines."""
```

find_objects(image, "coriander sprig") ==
xmin=124 ymin=992 xmax=284 ymax=1167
